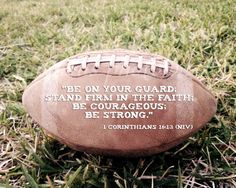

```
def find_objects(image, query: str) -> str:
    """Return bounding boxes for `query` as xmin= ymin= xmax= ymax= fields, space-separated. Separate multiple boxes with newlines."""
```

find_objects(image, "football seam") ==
xmin=66 ymin=54 xmax=170 ymax=75
xmin=69 ymin=71 xmax=174 ymax=79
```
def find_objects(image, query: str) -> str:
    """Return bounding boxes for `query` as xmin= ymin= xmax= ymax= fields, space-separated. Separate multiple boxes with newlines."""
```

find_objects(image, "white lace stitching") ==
xmin=66 ymin=54 xmax=169 ymax=75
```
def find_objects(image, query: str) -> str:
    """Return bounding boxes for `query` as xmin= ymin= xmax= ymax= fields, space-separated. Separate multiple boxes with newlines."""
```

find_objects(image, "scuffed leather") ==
xmin=22 ymin=49 xmax=217 ymax=157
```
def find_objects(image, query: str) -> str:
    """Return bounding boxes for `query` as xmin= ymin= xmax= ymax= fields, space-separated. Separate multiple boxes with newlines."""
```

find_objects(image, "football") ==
xmin=22 ymin=49 xmax=217 ymax=157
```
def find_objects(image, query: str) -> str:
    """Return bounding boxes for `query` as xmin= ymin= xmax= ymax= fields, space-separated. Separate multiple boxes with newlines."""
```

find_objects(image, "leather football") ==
xmin=22 ymin=49 xmax=217 ymax=157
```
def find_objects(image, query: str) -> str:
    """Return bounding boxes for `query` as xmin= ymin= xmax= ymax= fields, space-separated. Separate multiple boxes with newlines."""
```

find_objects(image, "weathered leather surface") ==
xmin=22 ymin=49 xmax=217 ymax=157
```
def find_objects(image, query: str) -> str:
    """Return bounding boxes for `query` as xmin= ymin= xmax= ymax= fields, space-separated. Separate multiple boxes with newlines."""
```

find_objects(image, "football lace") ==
xmin=66 ymin=54 xmax=169 ymax=75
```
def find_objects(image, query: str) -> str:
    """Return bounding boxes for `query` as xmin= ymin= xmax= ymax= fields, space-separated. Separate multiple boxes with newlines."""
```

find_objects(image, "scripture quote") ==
xmin=44 ymin=85 xmax=194 ymax=120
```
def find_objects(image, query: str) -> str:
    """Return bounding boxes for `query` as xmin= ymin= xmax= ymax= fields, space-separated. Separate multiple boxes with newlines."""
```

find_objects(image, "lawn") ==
xmin=0 ymin=0 xmax=236 ymax=187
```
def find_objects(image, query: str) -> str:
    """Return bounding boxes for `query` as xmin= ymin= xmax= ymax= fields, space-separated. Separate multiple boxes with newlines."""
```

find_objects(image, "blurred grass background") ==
xmin=0 ymin=0 xmax=236 ymax=187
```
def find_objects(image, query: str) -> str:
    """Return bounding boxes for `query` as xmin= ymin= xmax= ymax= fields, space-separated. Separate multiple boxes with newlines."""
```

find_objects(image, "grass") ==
xmin=0 ymin=0 xmax=235 ymax=187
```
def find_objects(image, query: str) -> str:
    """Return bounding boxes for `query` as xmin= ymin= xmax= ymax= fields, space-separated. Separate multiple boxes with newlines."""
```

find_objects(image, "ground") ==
xmin=0 ymin=0 xmax=236 ymax=187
